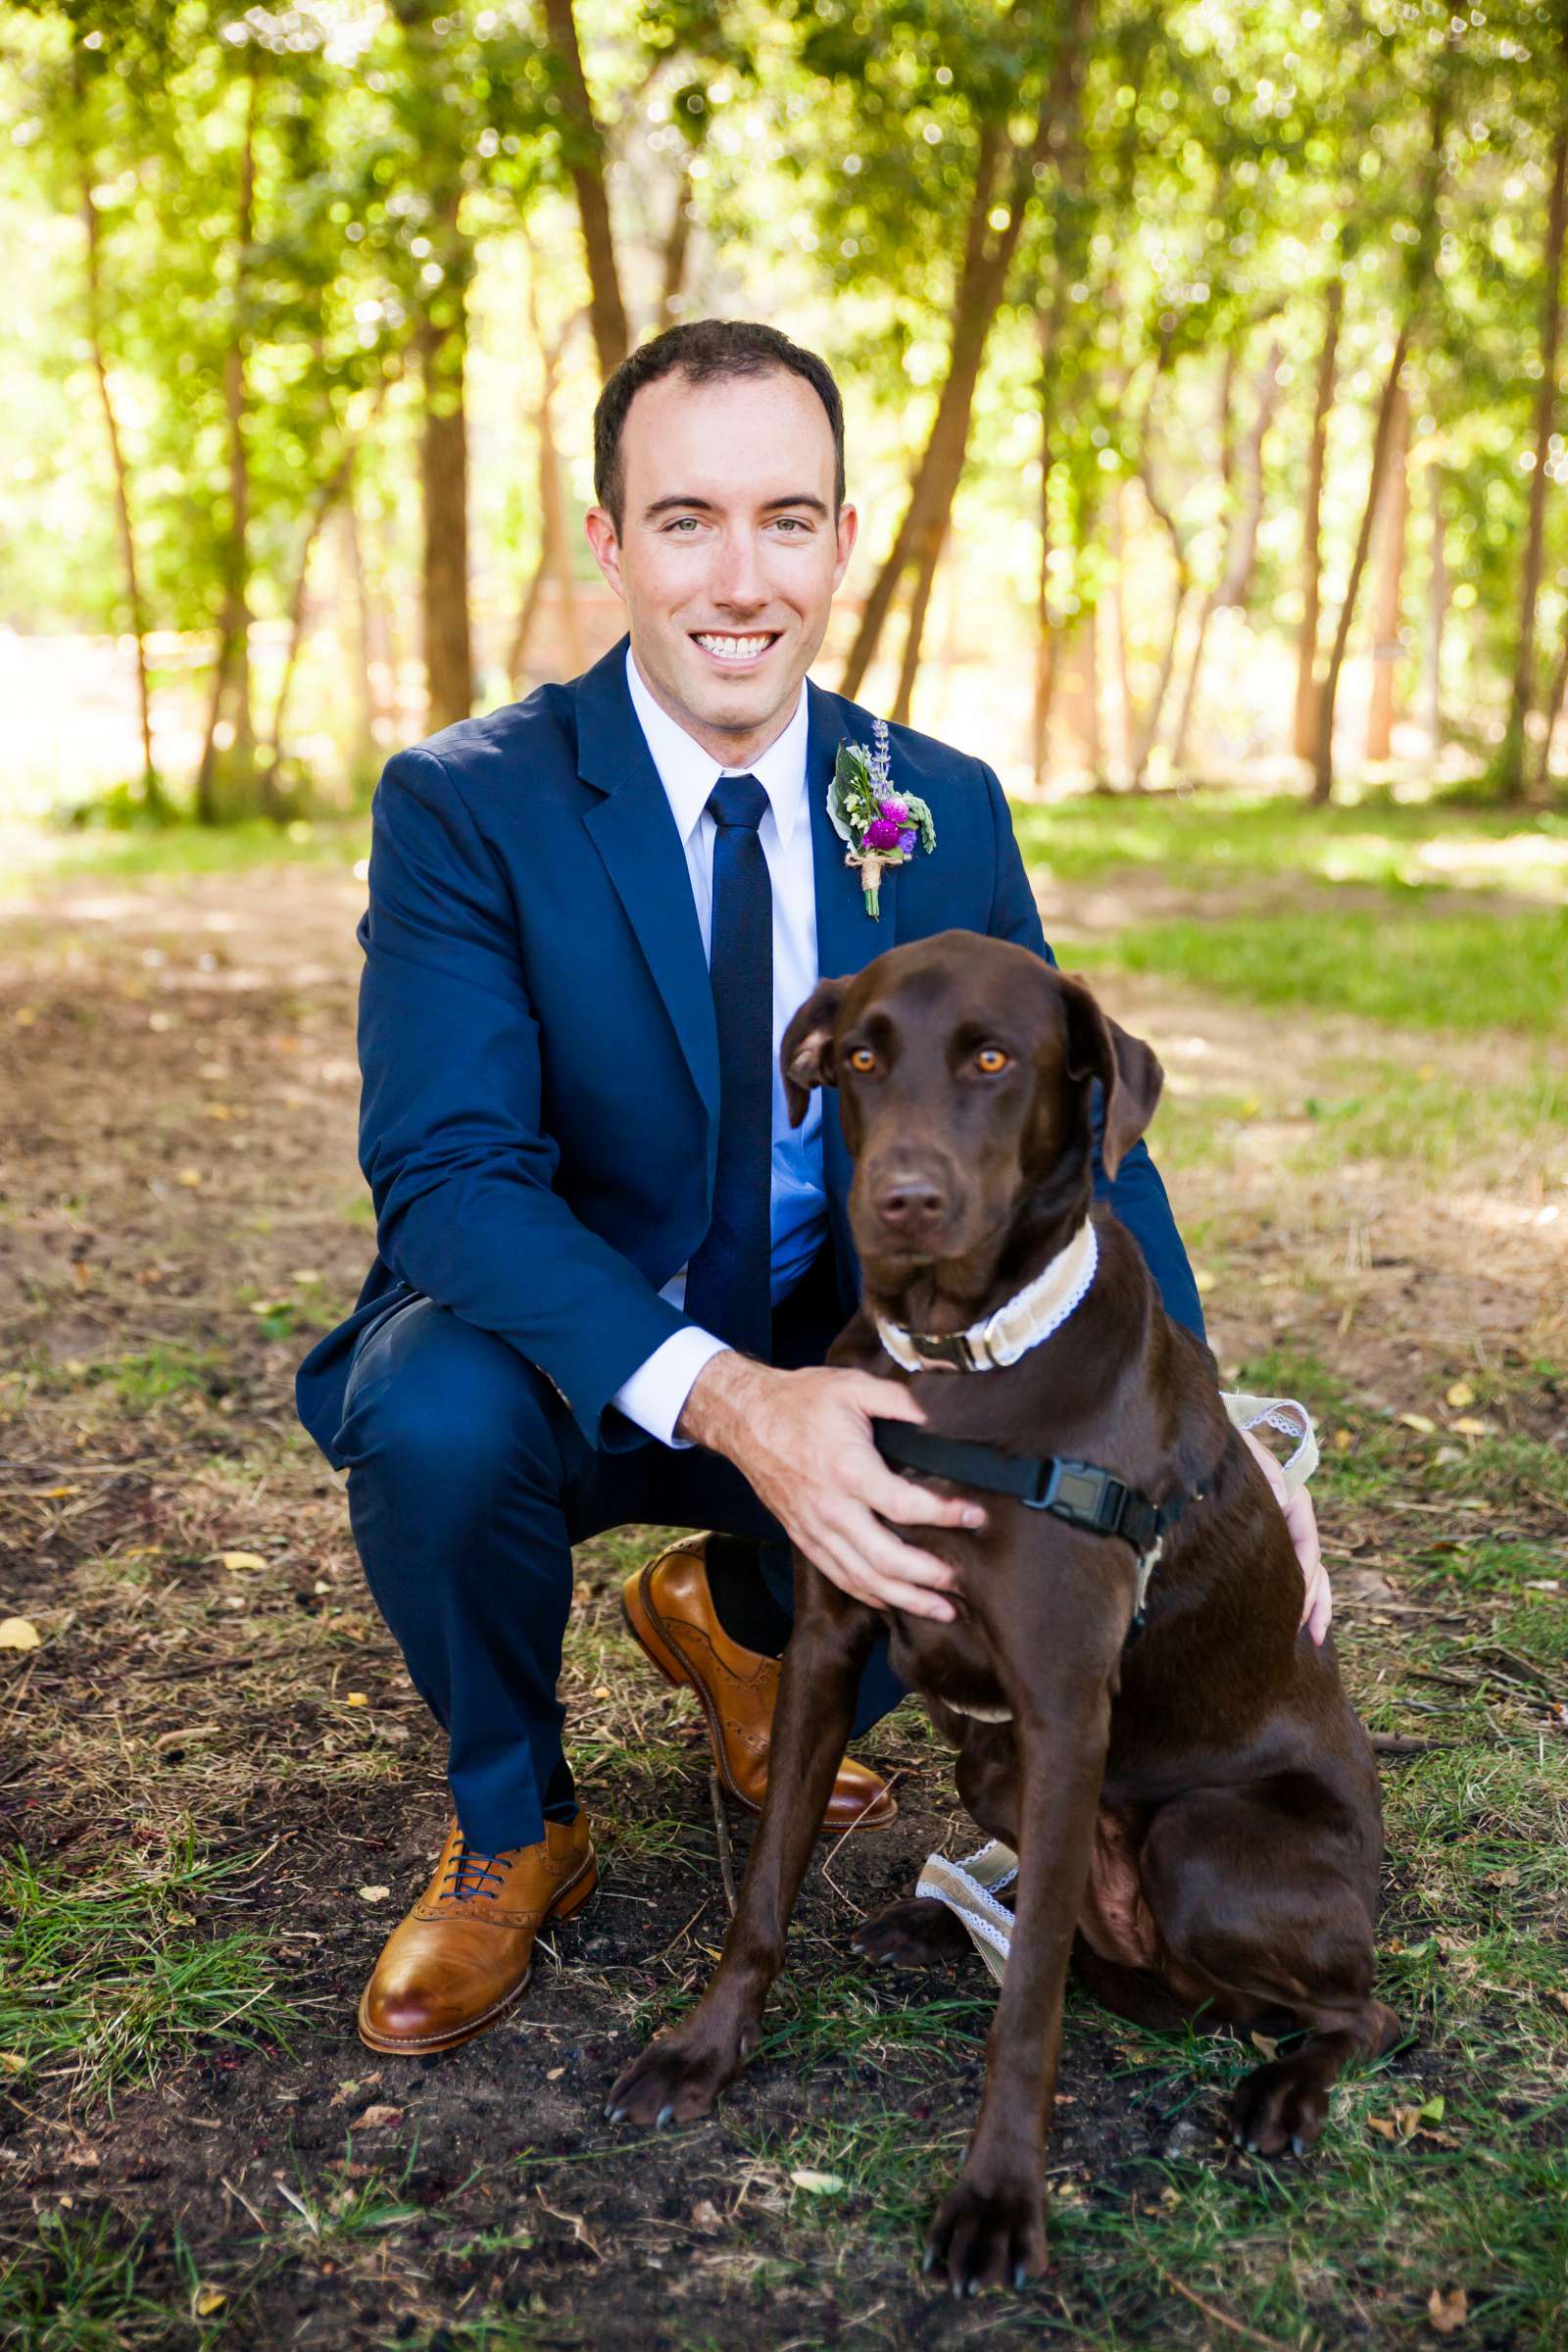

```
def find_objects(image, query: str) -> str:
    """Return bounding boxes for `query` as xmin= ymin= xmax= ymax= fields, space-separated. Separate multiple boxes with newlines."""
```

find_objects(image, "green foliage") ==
xmin=0 ymin=1833 xmax=304 ymax=2102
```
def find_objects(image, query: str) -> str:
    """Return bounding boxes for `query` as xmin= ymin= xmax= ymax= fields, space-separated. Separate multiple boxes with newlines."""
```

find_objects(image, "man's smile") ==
xmin=691 ymin=629 xmax=784 ymax=668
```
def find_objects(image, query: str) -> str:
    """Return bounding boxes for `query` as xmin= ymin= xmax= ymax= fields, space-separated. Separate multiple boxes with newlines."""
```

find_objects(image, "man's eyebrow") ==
xmin=642 ymin=492 xmax=830 ymax=518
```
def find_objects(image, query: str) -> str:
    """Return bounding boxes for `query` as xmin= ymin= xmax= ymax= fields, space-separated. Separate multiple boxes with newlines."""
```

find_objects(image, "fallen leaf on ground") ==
xmin=355 ymin=2105 xmax=402 ymax=2130
xmin=1428 ymin=2285 xmax=1468 ymax=2334
xmin=358 ymin=1886 xmax=390 ymax=1902
xmin=343 ymin=1692 xmax=369 ymax=1707
xmin=0 ymin=2053 xmax=26 ymax=2075
xmin=1445 ymin=1381 xmax=1476 ymax=1409
xmin=0 ymin=1619 xmax=41 ymax=1650
xmin=1449 ymin=1416 xmax=1494 ymax=1439
xmin=690 ymin=2199 xmax=723 ymax=2232
xmin=1398 ymin=1412 xmax=1438 ymax=1435
xmin=217 ymin=1551 xmax=268 ymax=1572
xmin=194 ymin=2287 xmax=227 ymax=2317
xmin=789 ymin=2170 xmax=845 ymax=2195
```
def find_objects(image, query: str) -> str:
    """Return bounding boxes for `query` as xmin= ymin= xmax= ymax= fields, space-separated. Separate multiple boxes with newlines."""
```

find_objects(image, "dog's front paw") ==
xmin=604 ymin=2025 xmax=751 ymax=2131
xmin=1230 ymin=2054 xmax=1329 ymax=2157
xmin=923 ymin=2170 xmax=1048 ymax=2297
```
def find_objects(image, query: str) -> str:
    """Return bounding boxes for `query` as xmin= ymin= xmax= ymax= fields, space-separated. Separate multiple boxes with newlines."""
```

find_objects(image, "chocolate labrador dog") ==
xmin=607 ymin=933 xmax=1396 ymax=2293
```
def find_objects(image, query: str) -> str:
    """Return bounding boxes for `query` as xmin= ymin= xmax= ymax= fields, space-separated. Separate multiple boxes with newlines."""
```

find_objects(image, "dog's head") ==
xmin=781 ymin=931 xmax=1162 ymax=1298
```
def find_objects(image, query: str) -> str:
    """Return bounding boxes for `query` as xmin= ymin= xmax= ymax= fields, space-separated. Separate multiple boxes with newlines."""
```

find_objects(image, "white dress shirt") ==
xmin=609 ymin=646 xmax=829 ymax=1446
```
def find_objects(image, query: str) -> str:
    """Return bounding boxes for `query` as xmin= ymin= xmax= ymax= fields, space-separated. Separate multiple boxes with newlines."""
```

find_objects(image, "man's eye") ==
xmin=848 ymin=1047 xmax=877 ymax=1073
xmin=975 ymin=1048 xmax=1010 ymax=1074
xmin=663 ymin=516 xmax=704 ymax=533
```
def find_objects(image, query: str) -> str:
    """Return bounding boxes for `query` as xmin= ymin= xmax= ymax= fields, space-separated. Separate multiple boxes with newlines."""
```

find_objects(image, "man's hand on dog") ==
xmin=678 ymin=1353 xmax=982 ymax=1624
xmin=1240 ymin=1428 xmax=1331 ymax=1644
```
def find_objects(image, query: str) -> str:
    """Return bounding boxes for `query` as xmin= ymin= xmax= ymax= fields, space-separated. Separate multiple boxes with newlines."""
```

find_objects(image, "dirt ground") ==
xmin=3 ymin=857 xmax=1565 ymax=2350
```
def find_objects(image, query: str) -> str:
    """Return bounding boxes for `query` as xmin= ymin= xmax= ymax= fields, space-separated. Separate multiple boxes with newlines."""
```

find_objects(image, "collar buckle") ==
xmin=1026 ymin=1459 xmax=1128 ymax=1534
xmin=909 ymin=1329 xmax=983 ymax=1372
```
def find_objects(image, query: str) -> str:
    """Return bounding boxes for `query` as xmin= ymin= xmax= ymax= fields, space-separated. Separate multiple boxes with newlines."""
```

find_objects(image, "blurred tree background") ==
xmin=4 ymin=0 xmax=1568 ymax=821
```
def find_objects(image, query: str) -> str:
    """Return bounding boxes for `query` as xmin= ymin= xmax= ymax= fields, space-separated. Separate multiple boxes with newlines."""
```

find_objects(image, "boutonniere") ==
xmin=826 ymin=716 xmax=936 ymax=919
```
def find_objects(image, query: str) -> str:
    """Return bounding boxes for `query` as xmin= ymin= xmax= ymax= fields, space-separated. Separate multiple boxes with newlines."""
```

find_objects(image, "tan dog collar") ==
xmin=874 ymin=1219 xmax=1099 ymax=1374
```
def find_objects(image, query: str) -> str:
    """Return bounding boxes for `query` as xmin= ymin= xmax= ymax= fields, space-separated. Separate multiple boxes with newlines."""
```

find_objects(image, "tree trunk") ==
xmin=1533 ymin=617 xmax=1568 ymax=799
xmin=658 ymin=149 xmax=697 ymax=332
xmin=416 ymin=180 xmax=473 ymax=731
xmin=1171 ymin=335 xmax=1281 ymax=774
xmin=337 ymin=495 xmax=382 ymax=792
xmin=1294 ymin=275 xmax=1344 ymax=761
xmin=1364 ymin=376 xmax=1411 ymax=761
xmin=542 ymin=0 xmax=630 ymax=379
xmin=840 ymin=0 xmax=1092 ymax=703
xmin=1309 ymin=326 xmax=1414 ymax=803
xmin=262 ymin=450 xmax=354 ymax=785
xmin=1031 ymin=327 xmax=1057 ymax=787
xmin=1129 ymin=375 xmax=1192 ymax=786
xmin=1110 ymin=481 xmax=1134 ymax=780
xmin=194 ymin=57 xmax=259 ymax=823
xmin=74 ymin=71 xmax=160 ymax=813
xmin=508 ymin=270 xmax=580 ymax=692
xmin=1423 ymin=458 xmax=1447 ymax=772
xmin=891 ymin=515 xmax=945 ymax=723
xmin=1497 ymin=115 xmax=1568 ymax=801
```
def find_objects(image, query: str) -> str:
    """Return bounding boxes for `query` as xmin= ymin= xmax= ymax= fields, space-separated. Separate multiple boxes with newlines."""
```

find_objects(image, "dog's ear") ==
xmin=1059 ymin=974 xmax=1163 ymax=1181
xmin=781 ymin=976 xmax=848 ymax=1128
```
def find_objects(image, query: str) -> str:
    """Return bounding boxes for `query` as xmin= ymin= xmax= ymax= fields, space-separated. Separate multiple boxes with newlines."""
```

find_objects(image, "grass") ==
xmin=1013 ymin=786 xmax=1568 ymax=900
xmin=0 ymin=814 xmax=369 ymax=896
xmin=4 ymin=783 xmax=1566 ymax=2347
xmin=1072 ymin=904 xmax=1568 ymax=1035
xmin=0 ymin=1833 xmax=305 ymax=2104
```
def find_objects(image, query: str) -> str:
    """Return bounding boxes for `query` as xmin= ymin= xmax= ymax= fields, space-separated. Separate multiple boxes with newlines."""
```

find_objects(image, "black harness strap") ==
xmin=872 ymin=1418 xmax=1201 ymax=1635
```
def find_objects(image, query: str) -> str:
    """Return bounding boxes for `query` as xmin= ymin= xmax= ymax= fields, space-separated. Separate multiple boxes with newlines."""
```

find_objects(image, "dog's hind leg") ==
xmin=1139 ymin=1783 xmax=1399 ymax=2156
xmin=853 ymin=1896 xmax=972 ymax=1969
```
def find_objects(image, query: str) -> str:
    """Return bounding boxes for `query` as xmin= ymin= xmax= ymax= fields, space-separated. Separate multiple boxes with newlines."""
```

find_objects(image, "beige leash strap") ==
xmin=914 ymin=1841 xmax=1017 ymax=1984
xmin=1220 ymin=1390 xmax=1319 ymax=1496
xmin=909 ymin=1396 xmax=1320 ymax=1984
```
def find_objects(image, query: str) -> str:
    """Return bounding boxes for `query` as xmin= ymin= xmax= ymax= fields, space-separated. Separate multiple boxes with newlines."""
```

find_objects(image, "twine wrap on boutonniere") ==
xmin=827 ymin=716 xmax=936 ymax=919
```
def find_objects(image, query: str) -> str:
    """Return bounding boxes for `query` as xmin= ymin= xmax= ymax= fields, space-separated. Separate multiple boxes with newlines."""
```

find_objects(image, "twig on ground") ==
xmin=709 ymin=1771 xmax=737 ymax=1916
xmin=535 ymin=2183 xmax=602 ymax=2258
xmin=1154 ymin=2268 xmax=1293 ymax=2350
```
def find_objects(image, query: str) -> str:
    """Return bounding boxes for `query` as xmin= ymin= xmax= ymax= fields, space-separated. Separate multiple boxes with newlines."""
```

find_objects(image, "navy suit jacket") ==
xmin=296 ymin=635 xmax=1203 ymax=1468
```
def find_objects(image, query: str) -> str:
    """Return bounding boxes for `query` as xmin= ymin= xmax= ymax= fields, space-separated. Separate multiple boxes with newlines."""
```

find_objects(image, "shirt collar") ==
xmin=624 ymin=644 xmax=809 ymax=849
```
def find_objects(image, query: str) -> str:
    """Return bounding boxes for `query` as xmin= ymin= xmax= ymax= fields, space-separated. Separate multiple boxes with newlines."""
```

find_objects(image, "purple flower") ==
xmin=897 ymin=826 xmax=918 ymax=857
xmin=864 ymin=815 xmax=905 ymax=851
xmin=877 ymin=796 xmax=907 ymax=821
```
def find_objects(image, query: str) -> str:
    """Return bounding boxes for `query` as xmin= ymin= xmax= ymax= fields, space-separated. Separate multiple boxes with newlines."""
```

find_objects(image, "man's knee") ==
xmin=336 ymin=1297 xmax=567 ymax=1504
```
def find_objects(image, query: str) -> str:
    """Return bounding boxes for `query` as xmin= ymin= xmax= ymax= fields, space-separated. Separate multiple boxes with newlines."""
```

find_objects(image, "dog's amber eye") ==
xmin=847 ymin=1047 xmax=877 ymax=1074
xmin=975 ymin=1048 xmax=1010 ymax=1074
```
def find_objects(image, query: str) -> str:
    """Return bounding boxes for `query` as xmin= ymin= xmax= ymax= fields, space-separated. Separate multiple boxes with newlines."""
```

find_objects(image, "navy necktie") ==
xmin=683 ymin=773 xmax=773 ymax=1361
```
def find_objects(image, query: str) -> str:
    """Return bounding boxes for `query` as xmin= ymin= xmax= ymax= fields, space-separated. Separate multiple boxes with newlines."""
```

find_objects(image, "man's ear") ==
xmin=1058 ymin=974 xmax=1163 ymax=1182
xmin=780 ymin=977 xmax=848 ymax=1129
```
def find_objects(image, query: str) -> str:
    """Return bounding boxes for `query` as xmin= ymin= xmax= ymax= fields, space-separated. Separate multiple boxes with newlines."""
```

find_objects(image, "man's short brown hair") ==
xmin=592 ymin=318 xmax=847 ymax=531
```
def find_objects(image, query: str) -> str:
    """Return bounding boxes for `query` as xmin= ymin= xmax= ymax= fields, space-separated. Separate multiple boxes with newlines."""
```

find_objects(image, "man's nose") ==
xmin=874 ymin=1168 xmax=951 ymax=1241
xmin=711 ymin=530 xmax=767 ymax=609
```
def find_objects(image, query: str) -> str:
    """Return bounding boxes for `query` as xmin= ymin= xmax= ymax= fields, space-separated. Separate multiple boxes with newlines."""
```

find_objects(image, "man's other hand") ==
xmin=677 ymin=1353 xmax=983 ymax=1623
xmin=1240 ymin=1426 xmax=1331 ymax=1644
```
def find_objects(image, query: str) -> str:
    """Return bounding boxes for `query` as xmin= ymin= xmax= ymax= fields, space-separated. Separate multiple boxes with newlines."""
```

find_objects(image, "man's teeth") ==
xmin=695 ymin=633 xmax=773 ymax=662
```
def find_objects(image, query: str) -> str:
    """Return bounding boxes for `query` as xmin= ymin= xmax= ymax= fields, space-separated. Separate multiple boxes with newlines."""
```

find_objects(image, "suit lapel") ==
xmin=806 ymin=677 xmax=898 ymax=980
xmin=576 ymin=638 xmax=719 ymax=1124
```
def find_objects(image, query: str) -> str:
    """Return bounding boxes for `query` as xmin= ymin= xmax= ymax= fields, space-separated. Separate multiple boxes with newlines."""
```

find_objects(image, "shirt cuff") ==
xmin=610 ymin=1326 xmax=730 ymax=1449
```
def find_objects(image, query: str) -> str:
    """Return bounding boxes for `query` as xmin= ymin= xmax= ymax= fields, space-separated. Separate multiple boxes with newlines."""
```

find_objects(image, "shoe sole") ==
xmin=356 ymin=1851 xmax=599 ymax=2058
xmin=620 ymin=1564 xmax=896 ymax=1836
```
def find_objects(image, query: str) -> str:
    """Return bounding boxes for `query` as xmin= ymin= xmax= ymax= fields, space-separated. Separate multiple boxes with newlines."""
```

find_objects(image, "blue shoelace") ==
xmin=438 ymin=1843 xmax=509 ymax=1902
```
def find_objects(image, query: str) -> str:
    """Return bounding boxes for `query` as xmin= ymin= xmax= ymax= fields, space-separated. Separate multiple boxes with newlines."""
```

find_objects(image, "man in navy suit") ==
xmin=296 ymin=318 xmax=1322 ymax=2058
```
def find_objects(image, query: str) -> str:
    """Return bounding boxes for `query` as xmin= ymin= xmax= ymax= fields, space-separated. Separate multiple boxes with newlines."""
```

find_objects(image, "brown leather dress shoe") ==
xmin=621 ymin=1535 xmax=896 ymax=1833
xmin=358 ymin=1813 xmax=597 ymax=2056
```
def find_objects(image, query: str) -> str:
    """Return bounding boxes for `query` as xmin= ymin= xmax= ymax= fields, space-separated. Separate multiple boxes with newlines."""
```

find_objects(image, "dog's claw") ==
xmin=656 ymin=2103 xmax=676 ymax=2130
xmin=922 ymin=2247 xmax=936 ymax=2275
xmin=607 ymin=2105 xmax=627 ymax=2126
xmin=1290 ymin=2133 xmax=1305 ymax=2157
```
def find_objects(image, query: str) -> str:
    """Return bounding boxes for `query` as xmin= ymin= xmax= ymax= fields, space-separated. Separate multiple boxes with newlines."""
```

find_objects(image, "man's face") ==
xmin=585 ymin=368 xmax=858 ymax=762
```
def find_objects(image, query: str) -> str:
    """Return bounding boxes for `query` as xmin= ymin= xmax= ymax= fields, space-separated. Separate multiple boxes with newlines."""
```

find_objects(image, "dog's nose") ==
xmin=876 ymin=1173 xmax=950 ymax=1237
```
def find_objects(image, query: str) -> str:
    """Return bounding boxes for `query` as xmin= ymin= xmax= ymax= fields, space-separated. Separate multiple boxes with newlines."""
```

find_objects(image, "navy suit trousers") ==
xmin=332 ymin=1249 xmax=906 ymax=1851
